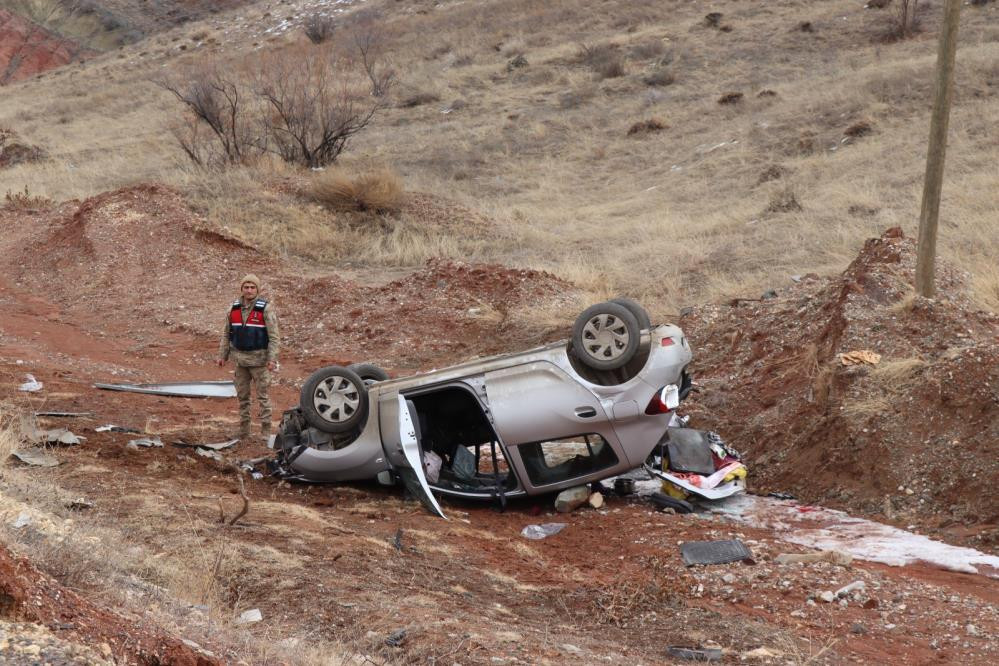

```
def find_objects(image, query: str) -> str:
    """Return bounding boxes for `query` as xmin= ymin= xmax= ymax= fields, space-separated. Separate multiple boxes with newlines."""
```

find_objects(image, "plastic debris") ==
xmin=12 ymin=512 xmax=32 ymax=528
xmin=96 ymin=424 xmax=142 ymax=433
xmin=521 ymin=523 xmax=567 ymax=540
xmin=95 ymin=380 xmax=236 ymax=398
xmin=195 ymin=447 xmax=223 ymax=461
xmin=173 ymin=439 xmax=238 ymax=451
xmin=128 ymin=437 xmax=164 ymax=448
xmin=12 ymin=448 xmax=60 ymax=467
xmin=236 ymin=609 xmax=262 ymax=624
xmin=67 ymin=498 xmax=94 ymax=510
xmin=18 ymin=374 xmax=42 ymax=392
xmin=25 ymin=426 xmax=83 ymax=445
xmin=836 ymin=580 xmax=866 ymax=598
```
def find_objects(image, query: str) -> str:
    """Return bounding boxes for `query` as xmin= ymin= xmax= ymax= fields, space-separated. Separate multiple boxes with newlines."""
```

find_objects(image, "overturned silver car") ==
xmin=273 ymin=299 xmax=745 ymax=516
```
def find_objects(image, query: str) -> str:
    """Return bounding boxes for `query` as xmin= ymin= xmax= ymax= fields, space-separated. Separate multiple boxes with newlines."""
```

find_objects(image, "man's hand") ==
xmin=267 ymin=360 xmax=277 ymax=372
xmin=216 ymin=359 xmax=225 ymax=368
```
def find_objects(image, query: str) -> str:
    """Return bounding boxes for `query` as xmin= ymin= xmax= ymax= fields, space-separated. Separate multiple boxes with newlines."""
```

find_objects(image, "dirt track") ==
xmin=1 ymin=193 xmax=998 ymax=664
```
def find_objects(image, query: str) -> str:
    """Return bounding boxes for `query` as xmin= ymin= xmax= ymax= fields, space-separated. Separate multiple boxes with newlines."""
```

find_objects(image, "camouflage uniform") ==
xmin=219 ymin=299 xmax=280 ymax=437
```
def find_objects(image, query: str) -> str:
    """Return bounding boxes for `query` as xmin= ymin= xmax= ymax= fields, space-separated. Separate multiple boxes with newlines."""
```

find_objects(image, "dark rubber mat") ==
xmin=680 ymin=539 xmax=753 ymax=566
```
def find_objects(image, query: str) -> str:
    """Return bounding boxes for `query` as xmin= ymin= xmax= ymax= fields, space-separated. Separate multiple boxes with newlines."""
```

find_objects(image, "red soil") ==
xmin=0 ymin=9 xmax=89 ymax=84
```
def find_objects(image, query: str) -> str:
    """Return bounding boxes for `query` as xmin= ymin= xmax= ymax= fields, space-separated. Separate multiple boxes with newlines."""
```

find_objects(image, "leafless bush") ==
xmin=885 ymin=0 xmax=921 ymax=40
xmin=350 ymin=19 xmax=395 ymax=97
xmin=308 ymin=168 xmax=403 ymax=214
xmin=642 ymin=67 xmax=674 ymax=87
xmin=255 ymin=45 xmax=387 ymax=168
xmin=303 ymin=13 xmax=336 ymax=44
xmin=0 ymin=128 xmax=45 ymax=167
xmin=400 ymin=91 xmax=440 ymax=108
xmin=158 ymin=63 xmax=261 ymax=166
xmin=3 ymin=185 xmax=52 ymax=211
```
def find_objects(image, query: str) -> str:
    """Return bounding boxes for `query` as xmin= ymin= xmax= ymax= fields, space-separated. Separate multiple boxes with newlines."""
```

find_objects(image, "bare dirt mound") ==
xmin=682 ymin=228 xmax=999 ymax=550
xmin=0 ymin=543 xmax=218 ymax=665
xmin=6 ymin=184 xmax=575 ymax=374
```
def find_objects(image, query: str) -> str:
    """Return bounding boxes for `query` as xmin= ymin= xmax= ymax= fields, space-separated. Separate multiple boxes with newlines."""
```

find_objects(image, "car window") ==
xmin=518 ymin=434 xmax=619 ymax=486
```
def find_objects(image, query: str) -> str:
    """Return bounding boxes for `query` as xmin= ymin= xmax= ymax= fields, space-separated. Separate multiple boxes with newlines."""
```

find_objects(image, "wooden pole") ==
xmin=915 ymin=0 xmax=963 ymax=298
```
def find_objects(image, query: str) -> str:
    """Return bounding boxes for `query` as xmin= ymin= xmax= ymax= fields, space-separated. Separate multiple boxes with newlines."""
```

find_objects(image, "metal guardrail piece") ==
xmin=94 ymin=381 xmax=237 ymax=398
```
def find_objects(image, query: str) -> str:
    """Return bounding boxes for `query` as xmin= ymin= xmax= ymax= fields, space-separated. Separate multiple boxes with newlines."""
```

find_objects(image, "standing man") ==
xmin=217 ymin=274 xmax=280 ymax=440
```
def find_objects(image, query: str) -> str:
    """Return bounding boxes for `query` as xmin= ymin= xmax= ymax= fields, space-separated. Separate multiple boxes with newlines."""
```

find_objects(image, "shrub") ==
xmin=3 ymin=186 xmax=52 ymax=211
xmin=845 ymin=120 xmax=874 ymax=138
xmin=255 ymin=45 xmax=388 ymax=168
xmin=303 ymin=13 xmax=336 ymax=44
xmin=0 ymin=129 xmax=45 ymax=167
xmin=309 ymin=169 xmax=403 ymax=214
xmin=628 ymin=39 xmax=665 ymax=61
xmin=766 ymin=187 xmax=803 ymax=213
xmin=627 ymin=118 xmax=667 ymax=136
xmin=717 ymin=92 xmax=743 ymax=105
xmin=576 ymin=43 xmax=626 ymax=79
xmin=884 ymin=0 xmax=921 ymax=41
xmin=642 ymin=67 xmax=674 ymax=87
xmin=400 ymin=92 xmax=441 ymax=108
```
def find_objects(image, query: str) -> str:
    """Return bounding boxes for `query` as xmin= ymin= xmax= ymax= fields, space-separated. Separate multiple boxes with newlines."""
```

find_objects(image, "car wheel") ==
xmin=571 ymin=302 xmax=641 ymax=370
xmin=610 ymin=297 xmax=651 ymax=331
xmin=299 ymin=366 xmax=369 ymax=433
xmin=348 ymin=363 xmax=391 ymax=386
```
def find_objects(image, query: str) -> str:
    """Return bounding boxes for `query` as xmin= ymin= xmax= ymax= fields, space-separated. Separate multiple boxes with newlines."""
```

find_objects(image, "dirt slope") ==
xmin=0 ymin=8 xmax=88 ymax=83
xmin=683 ymin=229 xmax=999 ymax=549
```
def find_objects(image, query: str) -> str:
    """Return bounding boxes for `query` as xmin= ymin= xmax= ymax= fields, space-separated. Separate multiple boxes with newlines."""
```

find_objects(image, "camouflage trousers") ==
xmin=234 ymin=364 xmax=271 ymax=435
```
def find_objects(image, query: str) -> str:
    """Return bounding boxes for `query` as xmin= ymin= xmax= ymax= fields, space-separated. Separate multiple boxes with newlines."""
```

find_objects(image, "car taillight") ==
xmin=645 ymin=384 xmax=680 ymax=414
xmin=661 ymin=337 xmax=675 ymax=347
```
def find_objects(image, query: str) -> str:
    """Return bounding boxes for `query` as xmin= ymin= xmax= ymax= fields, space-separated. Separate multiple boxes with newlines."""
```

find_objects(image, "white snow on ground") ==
xmin=706 ymin=494 xmax=999 ymax=578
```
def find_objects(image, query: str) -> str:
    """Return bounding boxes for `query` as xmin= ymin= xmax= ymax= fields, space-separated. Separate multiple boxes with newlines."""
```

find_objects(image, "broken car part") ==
xmin=34 ymin=411 xmax=93 ymax=418
xmin=665 ymin=645 xmax=722 ymax=662
xmin=680 ymin=539 xmax=753 ymax=567
xmin=521 ymin=523 xmax=567 ymax=540
xmin=94 ymin=380 xmax=236 ymax=398
xmin=18 ymin=374 xmax=42 ymax=392
xmin=96 ymin=425 xmax=142 ymax=433
xmin=12 ymin=448 xmax=60 ymax=467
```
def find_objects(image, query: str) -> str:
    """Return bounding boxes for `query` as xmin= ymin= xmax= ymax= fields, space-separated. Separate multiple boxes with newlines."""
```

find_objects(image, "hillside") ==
xmin=1 ymin=0 xmax=998 ymax=664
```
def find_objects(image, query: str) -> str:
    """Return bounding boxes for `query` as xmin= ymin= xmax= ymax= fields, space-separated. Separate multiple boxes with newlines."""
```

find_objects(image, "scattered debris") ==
xmin=18 ymin=374 xmax=42 ymax=392
xmin=66 ymin=498 xmax=94 ymax=510
xmin=12 ymin=447 xmax=60 ymax=467
xmin=650 ymin=492 xmax=694 ymax=514
xmin=26 ymin=426 xmax=83 ymax=445
xmin=521 ymin=523 xmax=567 ymax=540
xmin=34 ymin=411 xmax=92 ymax=417
xmin=741 ymin=647 xmax=781 ymax=660
xmin=236 ymin=609 xmax=262 ymax=624
xmin=173 ymin=439 xmax=238 ymax=451
xmin=767 ymin=491 xmax=796 ymax=500
xmin=12 ymin=512 xmax=32 ymax=528
xmin=839 ymin=350 xmax=881 ymax=366
xmin=384 ymin=629 xmax=407 ymax=647
xmin=614 ymin=477 xmax=635 ymax=495
xmin=94 ymin=380 xmax=237 ymax=398
xmin=666 ymin=644 xmax=722 ymax=661
xmin=554 ymin=486 xmax=590 ymax=513
xmin=835 ymin=580 xmax=866 ymax=598
xmin=128 ymin=437 xmax=164 ymax=448
xmin=775 ymin=550 xmax=854 ymax=567
xmin=96 ymin=424 xmax=142 ymax=433
xmin=680 ymin=539 xmax=753 ymax=566
xmin=195 ymin=447 xmax=223 ymax=461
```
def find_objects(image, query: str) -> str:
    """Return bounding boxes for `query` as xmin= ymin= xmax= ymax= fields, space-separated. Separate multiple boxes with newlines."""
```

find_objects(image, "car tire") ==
xmin=610 ymin=297 xmax=651 ymax=331
xmin=348 ymin=363 xmax=391 ymax=386
xmin=299 ymin=366 xmax=369 ymax=434
xmin=650 ymin=492 xmax=694 ymax=514
xmin=571 ymin=302 xmax=641 ymax=370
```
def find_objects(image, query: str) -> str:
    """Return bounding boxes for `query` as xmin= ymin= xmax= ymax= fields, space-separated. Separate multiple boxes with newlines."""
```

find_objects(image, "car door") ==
xmin=378 ymin=393 xmax=446 ymax=518
xmin=484 ymin=362 xmax=631 ymax=490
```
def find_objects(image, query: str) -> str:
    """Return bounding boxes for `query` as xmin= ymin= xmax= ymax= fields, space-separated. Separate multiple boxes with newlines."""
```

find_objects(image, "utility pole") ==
xmin=915 ymin=0 xmax=963 ymax=298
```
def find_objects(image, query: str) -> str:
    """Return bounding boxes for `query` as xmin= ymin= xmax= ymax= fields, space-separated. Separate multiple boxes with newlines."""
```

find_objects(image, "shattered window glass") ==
xmin=517 ymin=434 xmax=618 ymax=486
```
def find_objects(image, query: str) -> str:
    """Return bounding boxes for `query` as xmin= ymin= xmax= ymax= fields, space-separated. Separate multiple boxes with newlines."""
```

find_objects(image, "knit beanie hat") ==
xmin=240 ymin=274 xmax=261 ymax=289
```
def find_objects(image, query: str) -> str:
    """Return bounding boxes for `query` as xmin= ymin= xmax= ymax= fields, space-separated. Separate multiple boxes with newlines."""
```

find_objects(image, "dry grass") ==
xmin=308 ymin=168 xmax=404 ymax=214
xmin=0 ymin=402 xmax=26 ymax=464
xmin=842 ymin=357 xmax=927 ymax=419
xmin=0 ymin=0 xmax=997 ymax=317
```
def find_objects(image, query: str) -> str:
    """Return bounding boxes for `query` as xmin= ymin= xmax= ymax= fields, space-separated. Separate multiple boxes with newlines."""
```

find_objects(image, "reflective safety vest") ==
xmin=229 ymin=299 xmax=269 ymax=351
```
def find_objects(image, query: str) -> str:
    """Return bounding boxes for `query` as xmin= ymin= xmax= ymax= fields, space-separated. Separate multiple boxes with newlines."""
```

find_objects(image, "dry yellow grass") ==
xmin=0 ymin=0 xmax=996 ymax=319
xmin=308 ymin=168 xmax=404 ymax=214
xmin=842 ymin=357 xmax=928 ymax=419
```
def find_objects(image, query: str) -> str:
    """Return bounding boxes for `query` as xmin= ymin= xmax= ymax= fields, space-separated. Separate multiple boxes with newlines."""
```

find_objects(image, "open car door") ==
xmin=397 ymin=395 xmax=447 ymax=519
